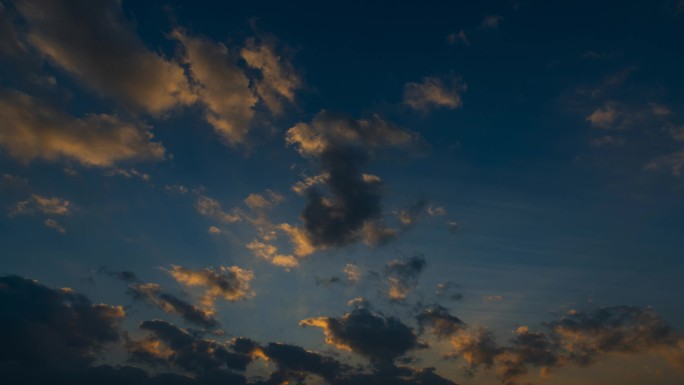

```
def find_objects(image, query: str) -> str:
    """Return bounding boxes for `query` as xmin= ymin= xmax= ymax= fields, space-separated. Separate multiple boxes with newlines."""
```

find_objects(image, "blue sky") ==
xmin=1 ymin=1 xmax=684 ymax=384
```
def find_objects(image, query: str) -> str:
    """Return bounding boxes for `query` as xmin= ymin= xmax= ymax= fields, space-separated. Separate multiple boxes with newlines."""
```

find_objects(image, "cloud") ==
xmin=279 ymin=111 xmax=420 ymax=256
xmin=385 ymin=255 xmax=427 ymax=301
xmin=195 ymin=194 xmax=241 ymax=224
xmin=300 ymin=307 xmax=420 ymax=366
xmin=15 ymin=0 xmax=195 ymax=114
xmin=644 ymin=150 xmax=684 ymax=176
xmin=418 ymin=305 xmax=684 ymax=384
xmin=173 ymin=30 xmax=257 ymax=144
xmin=9 ymin=194 xmax=72 ymax=217
xmin=434 ymin=281 xmax=463 ymax=301
xmin=128 ymin=320 xmax=251 ymax=373
xmin=127 ymin=282 xmax=218 ymax=329
xmin=241 ymin=38 xmax=301 ymax=116
xmin=44 ymin=218 xmax=66 ymax=234
xmin=0 ymin=89 xmax=166 ymax=166
xmin=168 ymin=265 xmax=254 ymax=312
xmin=446 ymin=30 xmax=469 ymax=46
xmin=244 ymin=190 xmax=284 ymax=212
xmin=481 ymin=15 xmax=503 ymax=29
xmin=0 ymin=275 xmax=124 ymax=368
xmin=403 ymin=76 xmax=466 ymax=113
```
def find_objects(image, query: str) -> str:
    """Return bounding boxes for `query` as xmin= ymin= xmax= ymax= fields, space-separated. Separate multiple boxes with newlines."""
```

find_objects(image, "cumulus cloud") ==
xmin=241 ymin=38 xmax=301 ymax=115
xmin=128 ymin=320 xmax=251 ymax=374
xmin=168 ymin=265 xmax=254 ymax=312
xmin=403 ymin=76 xmax=466 ymax=113
xmin=0 ymin=89 xmax=166 ymax=166
xmin=278 ymin=111 xmax=420 ymax=256
xmin=385 ymin=255 xmax=427 ymax=301
xmin=173 ymin=30 xmax=257 ymax=144
xmin=418 ymin=305 xmax=684 ymax=384
xmin=15 ymin=0 xmax=195 ymax=114
xmin=300 ymin=307 xmax=420 ymax=366
xmin=0 ymin=275 xmax=124 ymax=368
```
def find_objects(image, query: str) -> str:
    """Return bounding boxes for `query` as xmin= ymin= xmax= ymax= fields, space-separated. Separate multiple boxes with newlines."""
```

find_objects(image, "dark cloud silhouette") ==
xmin=128 ymin=283 xmax=218 ymax=329
xmin=417 ymin=305 xmax=465 ymax=337
xmin=280 ymin=111 xmax=423 ymax=255
xmin=0 ymin=275 xmax=124 ymax=368
xmin=128 ymin=320 xmax=251 ymax=373
xmin=105 ymin=269 xmax=219 ymax=329
xmin=301 ymin=307 xmax=421 ymax=367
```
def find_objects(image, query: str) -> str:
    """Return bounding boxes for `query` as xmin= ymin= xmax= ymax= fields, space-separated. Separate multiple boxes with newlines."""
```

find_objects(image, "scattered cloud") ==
xmin=0 ymin=89 xmax=166 ymax=167
xmin=168 ymin=265 xmax=254 ymax=312
xmin=16 ymin=0 xmax=196 ymax=114
xmin=9 ymin=194 xmax=72 ymax=217
xmin=384 ymin=255 xmax=427 ymax=301
xmin=481 ymin=15 xmax=503 ymax=29
xmin=446 ymin=30 xmax=469 ymax=46
xmin=403 ymin=76 xmax=466 ymax=113
xmin=128 ymin=319 xmax=251 ymax=373
xmin=241 ymin=38 xmax=301 ymax=115
xmin=301 ymin=306 xmax=421 ymax=366
xmin=173 ymin=30 xmax=256 ymax=144
xmin=44 ymin=218 xmax=66 ymax=234
xmin=195 ymin=194 xmax=241 ymax=224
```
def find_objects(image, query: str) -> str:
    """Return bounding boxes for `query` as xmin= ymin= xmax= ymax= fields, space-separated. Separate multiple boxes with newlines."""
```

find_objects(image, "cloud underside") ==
xmin=2 ymin=274 xmax=683 ymax=385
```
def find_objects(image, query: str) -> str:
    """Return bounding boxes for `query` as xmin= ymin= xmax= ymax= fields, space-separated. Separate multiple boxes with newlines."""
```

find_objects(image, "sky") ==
xmin=1 ymin=0 xmax=684 ymax=384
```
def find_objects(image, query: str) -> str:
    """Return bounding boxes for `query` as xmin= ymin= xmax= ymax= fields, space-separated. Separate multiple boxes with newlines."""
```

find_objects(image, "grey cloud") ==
xmin=300 ymin=307 xmax=421 ymax=366
xmin=128 ymin=320 xmax=251 ymax=373
xmin=0 ymin=275 xmax=124 ymax=368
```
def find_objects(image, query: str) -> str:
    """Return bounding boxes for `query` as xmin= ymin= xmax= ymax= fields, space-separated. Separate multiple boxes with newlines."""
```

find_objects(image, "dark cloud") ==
xmin=384 ymin=255 xmax=427 ymax=301
xmin=279 ymin=111 xmax=423 ymax=256
xmin=105 ymin=269 xmax=219 ymax=329
xmin=128 ymin=320 xmax=251 ymax=373
xmin=301 ymin=307 xmax=421 ymax=367
xmin=417 ymin=305 xmax=465 ymax=337
xmin=547 ymin=306 xmax=682 ymax=365
xmin=0 ymin=275 xmax=124 ymax=368
xmin=418 ymin=305 xmax=684 ymax=384
xmin=128 ymin=283 xmax=218 ymax=329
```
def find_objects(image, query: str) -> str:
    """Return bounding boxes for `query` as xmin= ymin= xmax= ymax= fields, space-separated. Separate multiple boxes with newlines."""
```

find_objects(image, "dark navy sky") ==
xmin=1 ymin=1 xmax=684 ymax=385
